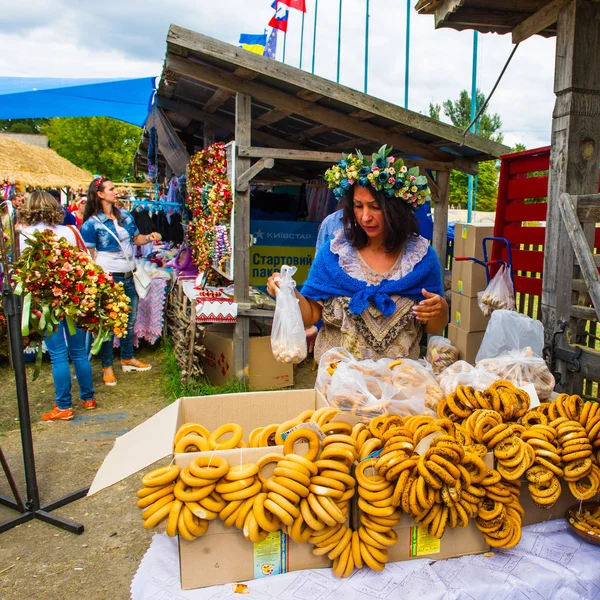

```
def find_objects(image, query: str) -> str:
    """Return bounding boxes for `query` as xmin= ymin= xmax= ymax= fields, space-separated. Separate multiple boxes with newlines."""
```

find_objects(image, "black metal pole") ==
xmin=2 ymin=279 xmax=40 ymax=511
xmin=1 ymin=279 xmax=87 ymax=535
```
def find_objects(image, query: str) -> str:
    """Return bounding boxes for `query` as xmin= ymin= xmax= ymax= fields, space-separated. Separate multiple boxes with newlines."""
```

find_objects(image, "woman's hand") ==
xmin=413 ymin=289 xmax=446 ymax=321
xmin=266 ymin=272 xmax=281 ymax=298
xmin=147 ymin=232 xmax=162 ymax=243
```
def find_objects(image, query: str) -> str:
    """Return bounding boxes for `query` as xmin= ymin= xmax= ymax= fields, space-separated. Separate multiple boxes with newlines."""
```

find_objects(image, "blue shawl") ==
xmin=302 ymin=238 xmax=443 ymax=317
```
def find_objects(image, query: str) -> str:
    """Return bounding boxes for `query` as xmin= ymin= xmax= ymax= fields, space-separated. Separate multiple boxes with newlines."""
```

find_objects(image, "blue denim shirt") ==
xmin=81 ymin=210 xmax=140 ymax=251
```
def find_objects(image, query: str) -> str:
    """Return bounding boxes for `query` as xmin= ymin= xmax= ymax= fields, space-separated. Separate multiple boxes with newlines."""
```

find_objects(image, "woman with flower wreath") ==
xmin=81 ymin=177 xmax=162 ymax=386
xmin=267 ymin=146 xmax=448 ymax=362
xmin=18 ymin=190 xmax=97 ymax=421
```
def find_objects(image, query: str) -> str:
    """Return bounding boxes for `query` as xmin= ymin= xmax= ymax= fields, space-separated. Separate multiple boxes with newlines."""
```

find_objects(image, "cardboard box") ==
xmin=451 ymin=259 xmax=489 ymax=298
xmin=520 ymin=485 xmax=580 ymax=528
xmin=89 ymin=389 xmax=343 ymax=590
xmin=450 ymin=293 xmax=489 ymax=333
xmin=448 ymin=324 xmax=485 ymax=365
xmin=385 ymin=453 xmax=494 ymax=562
xmin=453 ymin=224 xmax=494 ymax=261
xmin=202 ymin=324 xmax=293 ymax=389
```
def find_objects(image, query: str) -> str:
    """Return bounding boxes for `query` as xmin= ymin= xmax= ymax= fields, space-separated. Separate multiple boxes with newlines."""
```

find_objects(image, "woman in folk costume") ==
xmin=267 ymin=146 xmax=448 ymax=362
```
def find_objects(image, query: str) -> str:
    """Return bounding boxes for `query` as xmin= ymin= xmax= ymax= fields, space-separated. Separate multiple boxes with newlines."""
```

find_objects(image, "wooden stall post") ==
xmin=233 ymin=92 xmax=252 ymax=382
xmin=541 ymin=0 xmax=600 ymax=392
xmin=432 ymin=170 xmax=450 ymax=273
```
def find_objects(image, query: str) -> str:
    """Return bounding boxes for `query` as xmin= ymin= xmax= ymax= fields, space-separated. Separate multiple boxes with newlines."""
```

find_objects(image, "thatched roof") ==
xmin=0 ymin=135 xmax=93 ymax=188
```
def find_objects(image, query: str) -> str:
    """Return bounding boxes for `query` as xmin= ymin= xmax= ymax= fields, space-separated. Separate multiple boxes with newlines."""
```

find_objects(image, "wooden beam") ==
xmin=238 ymin=146 xmax=342 ymax=163
xmin=166 ymin=54 xmax=459 ymax=164
xmin=166 ymin=25 xmax=509 ymax=158
xmin=202 ymin=89 xmax=232 ymax=114
xmin=233 ymin=93 xmax=252 ymax=382
xmin=432 ymin=170 xmax=451 ymax=272
xmin=253 ymin=108 xmax=291 ymax=128
xmin=559 ymin=192 xmax=600 ymax=322
xmin=203 ymin=124 xmax=215 ymax=147
xmin=512 ymin=0 xmax=572 ymax=44
xmin=574 ymin=193 xmax=600 ymax=222
xmin=157 ymin=97 xmax=306 ymax=150
xmin=541 ymin=0 xmax=600 ymax=393
xmin=236 ymin=158 xmax=275 ymax=192
xmin=292 ymin=124 xmax=331 ymax=144
xmin=296 ymin=90 xmax=323 ymax=102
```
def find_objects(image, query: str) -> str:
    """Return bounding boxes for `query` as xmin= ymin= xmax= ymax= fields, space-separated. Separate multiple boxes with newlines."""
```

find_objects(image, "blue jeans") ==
xmin=45 ymin=321 xmax=95 ymax=409
xmin=100 ymin=273 xmax=139 ymax=368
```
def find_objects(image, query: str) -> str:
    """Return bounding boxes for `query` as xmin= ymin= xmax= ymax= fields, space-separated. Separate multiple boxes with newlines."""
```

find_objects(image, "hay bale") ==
xmin=0 ymin=136 xmax=93 ymax=189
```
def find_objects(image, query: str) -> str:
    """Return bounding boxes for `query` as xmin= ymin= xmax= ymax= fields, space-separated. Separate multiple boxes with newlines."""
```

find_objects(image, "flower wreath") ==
xmin=324 ymin=145 xmax=431 ymax=210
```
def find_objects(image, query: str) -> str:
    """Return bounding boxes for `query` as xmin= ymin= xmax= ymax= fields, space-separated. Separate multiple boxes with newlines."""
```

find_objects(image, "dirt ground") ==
xmin=0 ymin=346 xmax=317 ymax=600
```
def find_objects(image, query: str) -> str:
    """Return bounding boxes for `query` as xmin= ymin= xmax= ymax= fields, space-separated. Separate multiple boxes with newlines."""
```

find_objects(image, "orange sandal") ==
xmin=121 ymin=358 xmax=152 ymax=372
xmin=103 ymin=367 xmax=117 ymax=386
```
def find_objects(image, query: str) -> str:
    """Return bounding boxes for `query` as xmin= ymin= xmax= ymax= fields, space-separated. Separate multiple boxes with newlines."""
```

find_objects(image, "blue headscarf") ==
xmin=302 ymin=237 xmax=443 ymax=317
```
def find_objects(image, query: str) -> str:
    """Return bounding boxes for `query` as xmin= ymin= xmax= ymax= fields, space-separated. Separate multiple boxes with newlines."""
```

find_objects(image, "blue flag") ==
xmin=263 ymin=28 xmax=278 ymax=59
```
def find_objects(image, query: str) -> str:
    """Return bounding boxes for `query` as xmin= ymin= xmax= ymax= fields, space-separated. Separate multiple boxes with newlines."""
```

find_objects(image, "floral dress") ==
xmin=313 ymin=230 xmax=428 ymax=362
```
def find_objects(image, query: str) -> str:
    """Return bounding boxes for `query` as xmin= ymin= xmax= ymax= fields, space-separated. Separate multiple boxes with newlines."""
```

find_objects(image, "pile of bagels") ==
xmin=136 ymin=383 xmax=600 ymax=577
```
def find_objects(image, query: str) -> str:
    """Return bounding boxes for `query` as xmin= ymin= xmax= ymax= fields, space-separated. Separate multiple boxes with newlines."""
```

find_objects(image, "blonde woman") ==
xmin=18 ymin=191 xmax=96 ymax=421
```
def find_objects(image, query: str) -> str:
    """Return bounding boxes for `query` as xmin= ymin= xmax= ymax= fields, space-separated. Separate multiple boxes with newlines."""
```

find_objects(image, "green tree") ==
xmin=429 ymin=90 xmax=506 ymax=211
xmin=0 ymin=118 xmax=49 ymax=133
xmin=42 ymin=117 xmax=143 ymax=181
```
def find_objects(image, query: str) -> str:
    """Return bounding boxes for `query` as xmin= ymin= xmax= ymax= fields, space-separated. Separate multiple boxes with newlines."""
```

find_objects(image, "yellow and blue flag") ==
xmin=239 ymin=33 xmax=267 ymax=55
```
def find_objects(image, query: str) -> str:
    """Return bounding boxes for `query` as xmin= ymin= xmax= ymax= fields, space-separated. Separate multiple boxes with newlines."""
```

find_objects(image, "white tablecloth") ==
xmin=131 ymin=519 xmax=600 ymax=600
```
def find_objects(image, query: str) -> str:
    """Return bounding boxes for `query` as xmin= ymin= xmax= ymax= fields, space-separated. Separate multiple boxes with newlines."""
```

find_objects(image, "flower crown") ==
xmin=324 ymin=145 xmax=430 ymax=209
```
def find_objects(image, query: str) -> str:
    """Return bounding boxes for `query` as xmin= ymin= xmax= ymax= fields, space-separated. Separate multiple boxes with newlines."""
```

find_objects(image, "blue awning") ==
xmin=0 ymin=77 xmax=156 ymax=127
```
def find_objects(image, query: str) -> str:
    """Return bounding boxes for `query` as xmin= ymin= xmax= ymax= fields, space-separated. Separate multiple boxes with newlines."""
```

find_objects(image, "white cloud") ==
xmin=2 ymin=0 xmax=556 ymax=149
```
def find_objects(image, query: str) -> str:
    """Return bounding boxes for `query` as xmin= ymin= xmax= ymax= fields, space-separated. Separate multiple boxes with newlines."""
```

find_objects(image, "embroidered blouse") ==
xmin=313 ymin=230 xmax=428 ymax=362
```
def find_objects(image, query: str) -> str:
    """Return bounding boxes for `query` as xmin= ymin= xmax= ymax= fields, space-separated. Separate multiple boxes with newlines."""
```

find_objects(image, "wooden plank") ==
xmin=238 ymin=146 xmax=342 ymax=163
xmin=165 ymin=54 xmax=463 ymax=165
xmin=233 ymin=92 xmax=252 ymax=382
xmin=571 ymin=305 xmax=598 ymax=322
xmin=504 ymin=225 xmax=547 ymax=245
xmin=504 ymin=201 xmax=548 ymax=222
xmin=203 ymin=124 xmax=215 ymax=147
xmin=500 ymin=248 xmax=545 ymax=272
xmin=236 ymin=158 xmax=275 ymax=192
xmin=292 ymin=124 xmax=331 ymax=144
xmin=253 ymin=108 xmax=291 ymax=128
xmin=542 ymin=0 xmax=600 ymax=394
xmin=575 ymin=194 xmax=600 ymax=222
xmin=432 ymin=170 xmax=451 ymax=274
xmin=296 ymin=90 xmax=323 ymax=102
xmin=507 ymin=176 xmax=549 ymax=201
xmin=157 ymin=97 xmax=306 ymax=150
xmin=166 ymin=25 xmax=509 ymax=159
xmin=512 ymin=0 xmax=572 ymax=44
xmin=507 ymin=153 xmax=551 ymax=176
xmin=203 ymin=89 xmax=233 ymax=114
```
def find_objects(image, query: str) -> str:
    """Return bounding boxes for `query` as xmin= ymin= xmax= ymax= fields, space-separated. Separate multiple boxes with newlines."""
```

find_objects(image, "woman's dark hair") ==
xmin=83 ymin=178 xmax=123 ymax=224
xmin=341 ymin=185 xmax=419 ymax=253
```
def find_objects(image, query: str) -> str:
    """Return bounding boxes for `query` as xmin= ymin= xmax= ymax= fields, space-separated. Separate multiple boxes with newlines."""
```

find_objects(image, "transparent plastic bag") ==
xmin=385 ymin=358 xmax=444 ymax=411
xmin=426 ymin=336 xmax=459 ymax=375
xmin=437 ymin=360 xmax=498 ymax=397
xmin=476 ymin=310 xmax=544 ymax=363
xmin=478 ymin=265 xmax=515 ymax=318
xmin=326 ymin=361 xmax=431 ymax=418
xmin=270 ymin=265 xmax=307 ymax=364
xmin=315 ymin=347 xmax=355 ymax=398
xmin=476 ymin=347 xmax=555 ymax=401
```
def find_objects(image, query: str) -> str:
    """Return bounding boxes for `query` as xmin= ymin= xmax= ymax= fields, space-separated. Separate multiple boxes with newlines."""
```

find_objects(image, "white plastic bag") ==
xmin=315 ymin=347 xmax=355 ymax=398
xmin=476 ymin=347 xmax=555 ymax=401
xmin=426 ymin=336 xmax=459 ymax=375
xmin=386 ymin=358 xmax=444 ymax=411
xmin=478 ymin=265 xmax=515 ymax=318
xmin=270 ymin=265 xmax=307 ymax=364
xmin=437 ymin=360 xmax=498 ymax=397
xmin=326 ymin=360 xmax=432 ymax=418
xmin=476 ymin=310 xmax=545 ymax=362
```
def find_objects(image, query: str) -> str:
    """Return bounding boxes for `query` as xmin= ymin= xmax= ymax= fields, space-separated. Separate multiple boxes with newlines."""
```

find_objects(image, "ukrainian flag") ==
xmin=239 ymin=34 xmax=267 ymax=55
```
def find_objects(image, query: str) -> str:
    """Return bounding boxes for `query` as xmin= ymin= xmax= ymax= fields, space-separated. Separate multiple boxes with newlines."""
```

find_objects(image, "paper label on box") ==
xmin=520 ymin=383 xmax=541 ymax=409
xmin=455 ymin=310 xmax=461 ymax=325
xmin=409 ymin=525 xmax=441 ymax=557
xmin=253 ymin=531 xmax=287 ymax=578
xmin=462 ymin=225 xmax=468 ymax=239
xmin=457 ymin=280 xmax=463 ymax=294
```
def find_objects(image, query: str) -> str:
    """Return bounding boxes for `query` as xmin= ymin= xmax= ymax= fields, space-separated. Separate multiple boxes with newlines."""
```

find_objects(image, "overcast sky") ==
xmin=2 ymin=0 xmax=556 ymax=149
